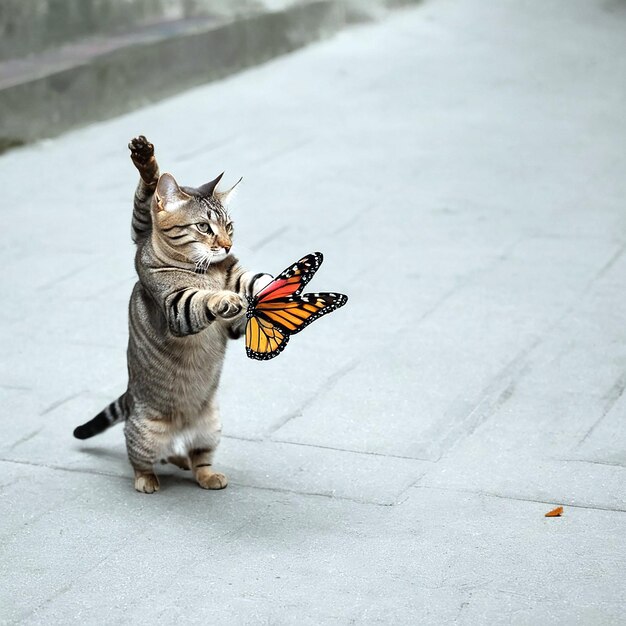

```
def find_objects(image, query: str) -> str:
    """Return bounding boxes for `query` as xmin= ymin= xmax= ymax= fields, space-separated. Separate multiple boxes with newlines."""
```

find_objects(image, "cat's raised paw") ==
xmin=129 ymin=135 xmax=154 ymax=167
xmin=196 ymin=469 xmax=228 ymax=490
xmin=134 ymin=472 xmax=160 ymax=494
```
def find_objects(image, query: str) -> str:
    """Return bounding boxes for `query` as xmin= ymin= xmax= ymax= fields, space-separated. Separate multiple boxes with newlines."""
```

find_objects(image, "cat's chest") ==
xmin=166 ymin=329 xmax=227 ymax=412
xmin=180 ymin=326 xmax=226 ymax=364
xmin=191 ymin=272 xmax=225 ymax=292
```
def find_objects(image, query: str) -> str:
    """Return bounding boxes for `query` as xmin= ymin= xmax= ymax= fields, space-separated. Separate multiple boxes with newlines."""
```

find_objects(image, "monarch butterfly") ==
xmin=245 ymin=252 xmax=348 ymax=360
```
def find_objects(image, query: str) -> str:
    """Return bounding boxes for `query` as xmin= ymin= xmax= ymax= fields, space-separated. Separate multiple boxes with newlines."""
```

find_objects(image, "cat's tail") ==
xmin=73 ymin=392 xmax=131 ymax=440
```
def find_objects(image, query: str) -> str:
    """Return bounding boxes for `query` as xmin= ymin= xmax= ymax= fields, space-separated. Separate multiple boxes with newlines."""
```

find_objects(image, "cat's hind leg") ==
xmin=134 ymin=470 xmax=160 ymax=494
xmin=124 ymin=413 xmax=166 ymax=494
xmin=167 ymin=455 xmax=191 ymax=470
xmin=190 ymin=447 xmax=228 ymax=490
xmin=188 ymin=406 xmax=228 ymax=490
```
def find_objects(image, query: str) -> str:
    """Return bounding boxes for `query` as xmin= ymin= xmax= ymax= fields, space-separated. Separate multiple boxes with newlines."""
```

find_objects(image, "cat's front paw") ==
xmin=196 ymin=468 xmax=228 ymax=490
xmin=210 ymin=292 xmax=245 ymax=320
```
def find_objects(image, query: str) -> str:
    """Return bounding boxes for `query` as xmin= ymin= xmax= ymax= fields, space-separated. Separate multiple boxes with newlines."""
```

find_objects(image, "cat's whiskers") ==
xmin=194 ymin=250 xmax=214 ymax=273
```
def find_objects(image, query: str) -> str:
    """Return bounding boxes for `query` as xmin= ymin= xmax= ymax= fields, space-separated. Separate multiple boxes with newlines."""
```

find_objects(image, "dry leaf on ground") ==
xmin=545 ymin=506 xmax=564 ymax=517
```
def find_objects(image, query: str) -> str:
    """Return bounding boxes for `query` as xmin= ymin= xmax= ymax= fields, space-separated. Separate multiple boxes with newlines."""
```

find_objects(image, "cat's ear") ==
xmin=197 ymin=172 xmax=224 ymax=198
xmin=155 ymin=173 xmax=190 ymax=211
xmin=214 ymin=176 xmax=243 ymax=207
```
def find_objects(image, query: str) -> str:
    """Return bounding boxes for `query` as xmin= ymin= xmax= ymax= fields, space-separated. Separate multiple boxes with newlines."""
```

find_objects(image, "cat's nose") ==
xmin=217 ymin=236 xmax=231 ymax=251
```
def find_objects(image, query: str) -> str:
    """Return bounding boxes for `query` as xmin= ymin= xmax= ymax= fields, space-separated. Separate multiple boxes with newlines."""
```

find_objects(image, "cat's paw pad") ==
xmin=134 ymin=473 xmax=160 ymax=494
xmin=214 ymin=293 xmax=244 ymax=319
xmin=129 ymin=135 xmax=154 ymax=166
xmin=196 ymin=469 xmax=228 ymax=490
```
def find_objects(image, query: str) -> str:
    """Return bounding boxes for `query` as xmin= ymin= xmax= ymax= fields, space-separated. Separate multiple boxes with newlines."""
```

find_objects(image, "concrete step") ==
xmin=0 ymin=0 xmax=258 ymax=62
xmin=0 ymin=1 xmax=341 ymax=151
xmin=0 ymin=0 xmax=419 ymax=151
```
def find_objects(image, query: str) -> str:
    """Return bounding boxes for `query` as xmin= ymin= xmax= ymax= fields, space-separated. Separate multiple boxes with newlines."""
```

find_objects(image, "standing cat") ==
xmin=73 ymin=136 xmax=271 ymax=493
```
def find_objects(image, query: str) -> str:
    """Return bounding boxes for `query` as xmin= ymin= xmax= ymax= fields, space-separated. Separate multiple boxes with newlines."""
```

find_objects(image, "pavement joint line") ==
xmin=560 ymin=458 xmax=626 ymax=470
xmin=0 ymin=457 xmax=400 ymax=506
xmin=18 ymin=537 xmax=134 ymax=624
xmin=429 ymin=240 xmax=626 ymax=463
xmin=414 ymin=485 xmax=626 ymax=514
xmin=266 ymin=357 xmax=361 ymax=435
xmin=465 ymin=379 xmax=517 ymax=439
xmin=521 ymin=232 xmax=625 ymax=243
xmin=0 ymin=457 xmax=127 ymax=480
xmin=389 ymin=473 xmax=429 ymax=503
xmin=222 ymin=433 xmax=265 ymax=443
xmin=266 ymin=436 xmax=438 ymax=462
xmin=403 ymin=230 xmax=615 ymax=341
xmin=395 ymin=235 xmax=530 ymax=331
xmin=0 ymin=485 xmax=85 ymax=543
xmin=227 ymin=480 xmax=399 ymax=507
xmin=8 ymin=428 xmax=43 ymax=451
xmin=582 ymin=239 xmax=626 ymax=292
xmin=7 ymin=428 xmax=438 ymax=464
xmin=423 ymin=360 xmax=528 ymax=464
xmin=39 ymin=391 xmax=86 ymax=416
xmin=566 ymin=240 xmax=626 ymax=307
xmin=577 ymin=371 xmax=626 ymax=445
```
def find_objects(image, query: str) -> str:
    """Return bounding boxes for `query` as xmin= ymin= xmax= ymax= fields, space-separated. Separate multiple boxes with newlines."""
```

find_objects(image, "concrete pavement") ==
xmin=1 ymin=0 xmax=625 ymax=623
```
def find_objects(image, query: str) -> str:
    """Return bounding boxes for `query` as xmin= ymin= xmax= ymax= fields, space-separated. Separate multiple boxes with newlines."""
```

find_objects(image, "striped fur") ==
xmin=73 ymin=137 xmax=271 ymax=493
xmin=73 ymin=392 xmax=131 ymax=439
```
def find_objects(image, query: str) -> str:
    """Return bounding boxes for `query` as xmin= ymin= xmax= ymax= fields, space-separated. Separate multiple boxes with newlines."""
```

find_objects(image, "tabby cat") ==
xmin=73 ymin=136 xmax=271 ymax=493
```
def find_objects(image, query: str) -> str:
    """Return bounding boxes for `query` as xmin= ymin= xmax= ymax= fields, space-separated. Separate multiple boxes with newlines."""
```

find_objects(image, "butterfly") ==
xmin=245 ymin=252 xmax=348 ymax=360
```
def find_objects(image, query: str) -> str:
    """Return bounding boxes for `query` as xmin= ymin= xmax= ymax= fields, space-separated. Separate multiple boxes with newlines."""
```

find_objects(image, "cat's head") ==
xmin=152 ymin=172 xmax=239 ymax=270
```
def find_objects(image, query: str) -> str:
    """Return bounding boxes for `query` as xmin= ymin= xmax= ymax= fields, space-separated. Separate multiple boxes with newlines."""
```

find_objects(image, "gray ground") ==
xmin=1 ymin=0 xmax=625 ymax=623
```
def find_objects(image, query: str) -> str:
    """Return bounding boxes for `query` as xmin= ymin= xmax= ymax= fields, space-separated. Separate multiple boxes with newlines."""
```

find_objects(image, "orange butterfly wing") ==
xmin=245 ymin=314 xmax=290 ymax=360
xmin=254 ymin=252 xmax=322 ymax=301
xmin=256 ymin=293 xmax=348 ymax=334
xmin=245 ymin=253 xmax=347 ymax=360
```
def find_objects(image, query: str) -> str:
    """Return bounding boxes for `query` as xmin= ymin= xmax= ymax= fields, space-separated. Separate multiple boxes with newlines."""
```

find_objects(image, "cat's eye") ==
xmin=196 ymin=223 xmax=212 ymax=234
xmin=226 ymin=222 xmax=234 ymax=235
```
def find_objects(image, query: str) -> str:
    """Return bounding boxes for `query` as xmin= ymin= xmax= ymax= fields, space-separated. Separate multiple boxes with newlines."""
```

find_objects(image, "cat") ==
xmin=73 ymin=136 xmax=271 ymax=494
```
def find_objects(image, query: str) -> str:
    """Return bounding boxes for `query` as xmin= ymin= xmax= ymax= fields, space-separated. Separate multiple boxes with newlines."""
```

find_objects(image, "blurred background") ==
xmin=1 ymin=0 xmax=625 ymax=623
xmin=0 ymin=0 xmax=412 ymax=150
